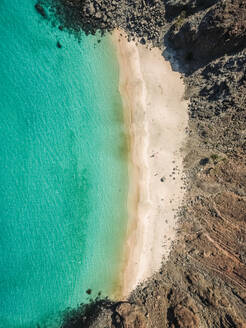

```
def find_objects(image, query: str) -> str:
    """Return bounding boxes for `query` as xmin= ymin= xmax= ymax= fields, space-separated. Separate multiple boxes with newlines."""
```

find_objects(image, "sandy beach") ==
xmin=112 ymin=30 xmax=189 ymax=297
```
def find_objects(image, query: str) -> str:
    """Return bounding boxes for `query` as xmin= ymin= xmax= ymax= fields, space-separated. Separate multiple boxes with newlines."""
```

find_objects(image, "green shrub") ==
xmin=211 ymin=154 xmax=219 ymax=161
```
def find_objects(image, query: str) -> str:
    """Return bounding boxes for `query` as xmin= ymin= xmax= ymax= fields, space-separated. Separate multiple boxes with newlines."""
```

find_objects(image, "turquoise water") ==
xmin=0 ymin=1 xmax=128 ymax=327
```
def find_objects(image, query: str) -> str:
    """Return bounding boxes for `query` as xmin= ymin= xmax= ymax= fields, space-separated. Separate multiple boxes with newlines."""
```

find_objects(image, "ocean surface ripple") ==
xmin=0 ymin=1 xmax=128 ymax=327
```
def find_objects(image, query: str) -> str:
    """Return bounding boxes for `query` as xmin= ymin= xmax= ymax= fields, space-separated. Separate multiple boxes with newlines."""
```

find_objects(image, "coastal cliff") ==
xmin=36 ymin=0 xmax=246 ymax=326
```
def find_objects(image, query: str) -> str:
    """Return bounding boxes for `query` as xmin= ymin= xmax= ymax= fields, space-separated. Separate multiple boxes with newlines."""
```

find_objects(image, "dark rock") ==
xmin=43 ymin=0 xmax=166 ymax=46
xmin=140 ymin=37 xmax=146 ymax=45
xmin=199 ymin=158 xmax=209 ymax=166
xmin=165 ymin=0 xmax=246 ymax=73
xmin=164 ymin=0 xmax=220 ymax=22
xmin=34 ymin=3 xmax=47 ymax=19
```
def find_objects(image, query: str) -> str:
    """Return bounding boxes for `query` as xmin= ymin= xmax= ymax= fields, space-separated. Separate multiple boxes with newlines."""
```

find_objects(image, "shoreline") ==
xmin=112 ymin=30 xmax=189 ymax=297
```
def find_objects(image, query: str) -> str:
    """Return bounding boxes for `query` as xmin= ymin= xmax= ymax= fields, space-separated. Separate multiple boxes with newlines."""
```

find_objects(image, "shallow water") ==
xmin=0 ymin=1 xmax=128 ymax=327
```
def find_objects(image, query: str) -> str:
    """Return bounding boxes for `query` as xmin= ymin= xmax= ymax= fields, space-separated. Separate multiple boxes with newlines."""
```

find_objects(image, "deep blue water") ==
xmin=0 ymin=1 xmax=128 ymax=327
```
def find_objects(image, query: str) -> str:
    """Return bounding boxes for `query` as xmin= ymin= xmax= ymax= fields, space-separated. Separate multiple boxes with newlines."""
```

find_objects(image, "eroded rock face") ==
xmin=172 ymin=305 xmax=199 ymax=328
xmin=115 ymin=303 xmax=147 ymax=328
xmin=164 ymin=0 xmax=219 ymax=22
xmin=165 ymin=0 xmax=246 ymax=72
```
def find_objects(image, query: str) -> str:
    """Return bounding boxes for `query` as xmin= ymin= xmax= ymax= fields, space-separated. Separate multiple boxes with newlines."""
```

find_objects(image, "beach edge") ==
xmin=111 ymin=30 xmax=189 ymax=298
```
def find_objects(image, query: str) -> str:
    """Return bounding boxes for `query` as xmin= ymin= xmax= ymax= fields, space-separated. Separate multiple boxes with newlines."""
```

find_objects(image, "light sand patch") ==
xmin=112 ymin=30 xmax=189 ymax=297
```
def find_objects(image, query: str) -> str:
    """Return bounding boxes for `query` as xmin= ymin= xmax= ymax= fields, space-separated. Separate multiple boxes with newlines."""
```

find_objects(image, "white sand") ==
xmin=112 ymin=30 xmax=189 ymax=297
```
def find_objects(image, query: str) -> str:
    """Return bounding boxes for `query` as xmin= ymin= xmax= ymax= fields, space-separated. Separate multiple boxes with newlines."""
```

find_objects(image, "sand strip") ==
xmin=112 ymin=30 xmax=189 ymax=297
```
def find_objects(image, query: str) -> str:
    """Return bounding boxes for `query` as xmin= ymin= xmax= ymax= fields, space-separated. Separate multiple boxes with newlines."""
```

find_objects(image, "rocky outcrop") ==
xmin=41 ymin=0 xmax=166 ymax=45
xmin=35 ymin=0 xmax=246 ymax=327
xmin=37 ymin=0 xmax=246 ymax=63
xmin=164 ymin=0 xmax=219 ymax=22
xmin=61 ymin=300 xmax=147 ymax=328
xmin=165 ymin=0 xmax=246 ymax=72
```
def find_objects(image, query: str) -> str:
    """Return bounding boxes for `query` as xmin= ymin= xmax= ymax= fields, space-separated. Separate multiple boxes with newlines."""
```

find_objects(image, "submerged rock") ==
xmin=34 ymin=3 xmax=47 ymax=19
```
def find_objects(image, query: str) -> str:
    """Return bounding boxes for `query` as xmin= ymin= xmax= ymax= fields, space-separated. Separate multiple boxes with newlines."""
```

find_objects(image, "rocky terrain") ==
xmin=35 ymin=0 xmax=246 ymax=326
xmin=41 ymin=0 xmax=166 ymax=44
